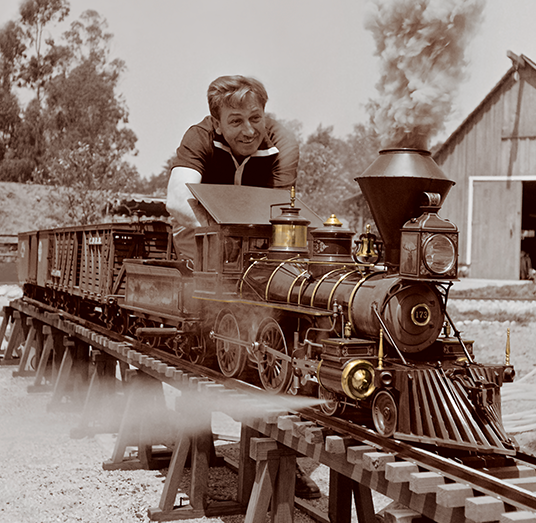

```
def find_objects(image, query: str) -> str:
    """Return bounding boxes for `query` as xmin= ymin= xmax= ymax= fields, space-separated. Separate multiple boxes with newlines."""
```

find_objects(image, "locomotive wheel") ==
xmin=256 ymin=318 xmax=292 ymax=394
xmin=129 ymin=317 xmax=146 ymax=339
xmin=318 ymin=386 xmax=346 ymax=416
xmin=215 ymin=311 xmax=247 ymax=378
xmin=372 ymin=390 xmax=398 ymax=437
xmin=175 ymin=333 xmax=207 ymax=365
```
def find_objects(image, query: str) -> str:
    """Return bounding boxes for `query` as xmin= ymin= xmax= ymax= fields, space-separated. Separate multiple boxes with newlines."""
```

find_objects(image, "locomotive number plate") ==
xmin=411 ymin=303 xmax=431 ymax=326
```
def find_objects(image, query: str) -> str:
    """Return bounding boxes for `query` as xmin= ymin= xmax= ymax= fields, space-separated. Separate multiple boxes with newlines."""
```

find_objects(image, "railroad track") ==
xmin=6 ymin=296 xmax=536 ymax=521
xmin=301 ymin=410 xmax=536 ymax=513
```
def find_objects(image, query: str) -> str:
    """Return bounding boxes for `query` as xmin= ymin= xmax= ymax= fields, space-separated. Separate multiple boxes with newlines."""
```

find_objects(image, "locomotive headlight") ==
xmin=399 ymin=199 xmax=458 ymax=280
xmin=341 ymin=360 xmax=375 ymax=400
xmin=422 ymin=234 xmax=456 ymax=274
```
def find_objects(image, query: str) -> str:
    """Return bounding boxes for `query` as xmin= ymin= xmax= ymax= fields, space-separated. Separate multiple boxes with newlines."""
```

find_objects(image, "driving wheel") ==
xmin=175 ymin=333 xmax=207 ymax=365
xmin=256 ymin=318 xmax=292 ymax=394
xmin=215 ymin=311 xmax=247 ymax=378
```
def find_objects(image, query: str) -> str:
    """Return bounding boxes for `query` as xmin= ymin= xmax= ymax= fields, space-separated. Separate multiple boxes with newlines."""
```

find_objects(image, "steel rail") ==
xmin=300 ymin=409 xmax=536 ymax=513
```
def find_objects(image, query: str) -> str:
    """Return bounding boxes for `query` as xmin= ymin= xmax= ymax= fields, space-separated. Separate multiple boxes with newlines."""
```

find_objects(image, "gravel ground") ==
xmin=1 ymin=281 xmax=536 ymax=522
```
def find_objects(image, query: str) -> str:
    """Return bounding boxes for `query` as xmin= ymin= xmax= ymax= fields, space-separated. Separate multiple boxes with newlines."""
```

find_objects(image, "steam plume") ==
xmin=365 ymin=0 xmax=486 ymax=149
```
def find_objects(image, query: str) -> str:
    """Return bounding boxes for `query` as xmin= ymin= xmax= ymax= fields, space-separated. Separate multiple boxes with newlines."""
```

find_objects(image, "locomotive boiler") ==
xmin=17 ymin=148 xmax=517 ymax=456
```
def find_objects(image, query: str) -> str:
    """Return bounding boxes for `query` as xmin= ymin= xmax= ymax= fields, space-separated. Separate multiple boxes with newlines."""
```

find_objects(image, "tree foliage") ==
xmin=0 ymin=1 xmax=141 ymax=225
xmin=297 ymin=123 xmax=380 ymax=233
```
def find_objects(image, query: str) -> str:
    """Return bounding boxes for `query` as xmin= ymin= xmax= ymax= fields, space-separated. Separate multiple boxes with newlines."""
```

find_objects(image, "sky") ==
xmin=2 ymin=0 xmax=536 ymax=179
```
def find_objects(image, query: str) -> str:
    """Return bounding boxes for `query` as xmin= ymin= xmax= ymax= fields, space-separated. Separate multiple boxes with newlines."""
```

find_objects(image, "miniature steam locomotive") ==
xmin=17 ymin=148 xmax=517 ymax=456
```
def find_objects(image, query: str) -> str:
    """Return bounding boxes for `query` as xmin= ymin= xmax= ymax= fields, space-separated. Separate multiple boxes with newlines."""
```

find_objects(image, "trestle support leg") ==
xmin=0 ymin=310 xmax=26 ymax=365
xmin=103 ymin=370 xmax=173 ymax=470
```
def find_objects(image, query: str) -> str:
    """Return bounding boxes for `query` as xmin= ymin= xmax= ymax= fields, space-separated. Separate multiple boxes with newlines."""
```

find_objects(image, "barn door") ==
xmin=471 ymin=180 xmax=522 ymax=279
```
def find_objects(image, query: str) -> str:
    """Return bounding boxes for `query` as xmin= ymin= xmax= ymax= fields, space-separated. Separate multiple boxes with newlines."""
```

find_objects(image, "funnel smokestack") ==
xmin=355 ymin=148 xmax=454 ymax=267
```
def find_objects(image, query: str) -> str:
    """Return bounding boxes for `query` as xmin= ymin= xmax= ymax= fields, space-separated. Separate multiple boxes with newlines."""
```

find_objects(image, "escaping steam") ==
xmin=365 ymin=0 xmax=486 ymax=149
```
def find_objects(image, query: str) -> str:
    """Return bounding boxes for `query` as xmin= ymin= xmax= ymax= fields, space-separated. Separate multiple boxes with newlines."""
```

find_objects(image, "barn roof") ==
xmin=433 ymin=52 xmax=536 ymax=159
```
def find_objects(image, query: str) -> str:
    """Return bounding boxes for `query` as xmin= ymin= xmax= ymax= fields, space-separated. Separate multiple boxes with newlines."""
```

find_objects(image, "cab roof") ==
xmin=186 ymin=184 xmax=324 ymax=227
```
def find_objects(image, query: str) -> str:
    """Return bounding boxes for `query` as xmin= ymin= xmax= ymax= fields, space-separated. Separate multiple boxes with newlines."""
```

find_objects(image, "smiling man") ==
xmin=166 ymin=75 xmax=299 ymax=225
xmin=164 ymin=76 xmax=319 ymax=500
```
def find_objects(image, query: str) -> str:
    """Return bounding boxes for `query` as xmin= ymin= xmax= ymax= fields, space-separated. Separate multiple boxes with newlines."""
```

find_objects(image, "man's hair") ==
xmin=207 ymin=75 xmax=268 ymax=120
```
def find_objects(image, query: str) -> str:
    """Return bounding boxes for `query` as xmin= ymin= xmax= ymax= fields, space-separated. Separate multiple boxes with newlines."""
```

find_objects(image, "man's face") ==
xmin=214 ymin=101 xmax=266 ymax=160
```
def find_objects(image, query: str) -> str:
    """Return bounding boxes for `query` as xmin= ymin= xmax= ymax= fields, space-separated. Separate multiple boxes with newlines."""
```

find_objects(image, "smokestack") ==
xmin=355 ymin=148 xmax=454 ymax=267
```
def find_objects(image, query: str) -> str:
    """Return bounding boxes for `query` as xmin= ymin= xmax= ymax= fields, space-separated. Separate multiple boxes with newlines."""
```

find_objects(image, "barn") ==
xmin=433 ymin=51 xmax=536 ymax=280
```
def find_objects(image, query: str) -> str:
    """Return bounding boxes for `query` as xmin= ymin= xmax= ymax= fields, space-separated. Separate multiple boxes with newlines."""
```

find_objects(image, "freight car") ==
xmin=17 ymin=148 xmax=517 ymax=456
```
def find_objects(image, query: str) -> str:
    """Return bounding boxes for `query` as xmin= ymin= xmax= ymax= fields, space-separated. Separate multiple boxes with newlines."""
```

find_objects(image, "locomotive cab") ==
xmin=185 ymin=183 xmax=324 ymax=301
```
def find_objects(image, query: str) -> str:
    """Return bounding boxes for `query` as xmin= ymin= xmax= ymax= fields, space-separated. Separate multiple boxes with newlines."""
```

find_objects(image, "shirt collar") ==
xmin=212 ymin=119 xmax=279 ymax=158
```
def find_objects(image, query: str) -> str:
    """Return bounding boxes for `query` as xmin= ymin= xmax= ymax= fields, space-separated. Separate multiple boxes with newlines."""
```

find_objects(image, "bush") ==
xmin=0 ymin=158 xmax=35 ymax=182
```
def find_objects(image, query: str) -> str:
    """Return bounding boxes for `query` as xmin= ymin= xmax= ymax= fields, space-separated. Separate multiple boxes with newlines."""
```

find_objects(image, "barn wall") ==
xmin=434 ymin=64 xmax=536 ymax=279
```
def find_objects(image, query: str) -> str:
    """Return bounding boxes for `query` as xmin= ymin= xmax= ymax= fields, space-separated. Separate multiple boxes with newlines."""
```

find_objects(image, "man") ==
xmin=165 ymin=77 xmax=319 ymax=500
xmin=166 ymin=75 xmax=299 ymax=227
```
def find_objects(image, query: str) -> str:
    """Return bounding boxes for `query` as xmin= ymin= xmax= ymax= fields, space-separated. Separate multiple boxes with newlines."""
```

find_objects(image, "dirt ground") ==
xmin=1 ymin=282 xmax=536 ymax=522
xmin=0 ymin=364 xmax=394 ymax=523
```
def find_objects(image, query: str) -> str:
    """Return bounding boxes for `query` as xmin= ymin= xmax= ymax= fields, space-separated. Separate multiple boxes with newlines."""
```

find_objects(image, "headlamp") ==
xmin=341 ymin=360 xmax=375 ymax=400
xmin=422 ymin=234 xmax=456 ymax=274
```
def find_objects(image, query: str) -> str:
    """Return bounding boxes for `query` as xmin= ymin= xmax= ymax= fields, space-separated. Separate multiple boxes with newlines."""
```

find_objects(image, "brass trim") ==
xmin=341 ymin=359 xmax=375 ymax=400
xmin=309 ymin=267 xmax=347 ymax=308
xmin=410 ymin=303 xmax=431 ymax=326
xmin=347 ymin=272 xmax=377 ymax=335
xmin=239 ymin=259 xmax=262 ymax=298
xmin=264 ymin=260 xmax=287 ymax=301
xmin=287 ymin=269 xmax=310 ymax=303
xmin=193 ymin=295 xmax=333 ymax=317
xmin=327 ymin=269 xmax=360 ymax=310
xmin=297 ymin=273 xmax=310 ymax=305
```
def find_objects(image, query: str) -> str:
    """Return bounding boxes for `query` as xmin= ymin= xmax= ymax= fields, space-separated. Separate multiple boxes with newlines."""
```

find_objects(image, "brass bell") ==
xmin=354 ymin=224 xmax=379 ymax=263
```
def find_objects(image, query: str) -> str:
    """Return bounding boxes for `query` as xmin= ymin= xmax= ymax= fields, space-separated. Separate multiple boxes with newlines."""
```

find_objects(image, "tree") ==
xmin=132 ymin=155 xmax=175 ymax=196
xmin=37 ymin=10 xmax=139 ymax=225
xmin=0 ymin=3 xmax=142 ymax=207
xmin=44 ymin=142 xmax=138 ymax=225
xmin=18 ymin=0 xmax=70 ymax=103
xmin=297 ymin=124 xmax=380 ymax=232
xmin=0 ymin=21 xmax=25 ymax=175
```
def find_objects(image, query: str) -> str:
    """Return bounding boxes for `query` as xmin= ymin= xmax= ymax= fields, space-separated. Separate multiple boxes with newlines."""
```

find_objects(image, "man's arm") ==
xmin=166 ymin=166 xmax=202 ymax=225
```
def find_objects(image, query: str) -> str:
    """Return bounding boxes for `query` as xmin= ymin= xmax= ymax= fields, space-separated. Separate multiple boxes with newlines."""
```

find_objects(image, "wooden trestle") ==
xmin=2 ymin=298 xmax=536 ymax=523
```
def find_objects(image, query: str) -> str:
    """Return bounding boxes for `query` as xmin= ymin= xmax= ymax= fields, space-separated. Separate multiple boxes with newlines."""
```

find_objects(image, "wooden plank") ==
xmin=244 ymin=455 xmax=279 ymax=523
xmin=12 ymin=320 xmax=37 ymax=377
xmin=465 ymin=496 xmax=505 ymax=523
xmin=272 ymin=452 xmax=296 ymax=523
